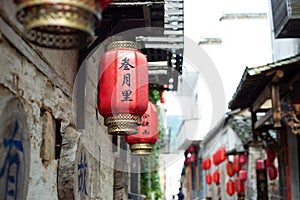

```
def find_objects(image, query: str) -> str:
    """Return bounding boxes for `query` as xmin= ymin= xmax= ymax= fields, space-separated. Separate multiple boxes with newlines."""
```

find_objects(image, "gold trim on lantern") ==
xmin=130 ymin=143 xmax=153 ymax=155
xmin=16 ymin=0 xmax=102 ymax=49
xmin=105 ymin=41 xmax=142 ymax=51
xmin=105 ymin=114 xmax=142 ymax=136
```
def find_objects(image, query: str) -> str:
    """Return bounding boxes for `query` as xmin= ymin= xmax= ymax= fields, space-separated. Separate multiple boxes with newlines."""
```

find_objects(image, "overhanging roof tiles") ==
xmin=229 ymin=54 xmax=300 ymax=110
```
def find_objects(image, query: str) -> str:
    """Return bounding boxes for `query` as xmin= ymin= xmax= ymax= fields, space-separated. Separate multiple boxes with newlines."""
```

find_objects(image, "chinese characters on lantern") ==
xmin=120 ymin=57 xmax=135 ymax=102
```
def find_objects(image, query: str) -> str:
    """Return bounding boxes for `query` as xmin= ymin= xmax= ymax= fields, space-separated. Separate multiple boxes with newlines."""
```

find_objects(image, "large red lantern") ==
xmin=206 ymin=174 xmax=212 ymax=185
xmin=98 ymin=41 xmax=148 ymax=135
xmin=15 ymin=0 xmax=113 ymax=49
xmin=125 ymin=102 xmax=158 ymax=154
xmin=226 ymin=180 xmax=235 ymax=196
xmin=213 ymin=171 xmax=220 ymax=184
xmin=235 ymin=178 xmax=245 ymax=194
xmin=268 ymin=166 xmax=278 ymax=180
xmin=233 ymin=155 xmax=241 ymax=172
xmin=227 ymin=162 xmax=235 ymax=177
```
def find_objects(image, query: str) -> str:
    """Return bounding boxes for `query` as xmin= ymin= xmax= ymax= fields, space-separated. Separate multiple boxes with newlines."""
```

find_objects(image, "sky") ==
xmin=162 ymin=0 xmax=273 ymax=198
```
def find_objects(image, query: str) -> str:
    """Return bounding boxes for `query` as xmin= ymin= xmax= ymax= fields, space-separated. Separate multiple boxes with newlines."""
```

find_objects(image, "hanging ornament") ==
xmin=15 ymin=0 xmax=113 ymax=48
xmin=268 ymin=166 xmax=278 ymax=180
xmin=239 ymin=154 xmax=247 ymax=165
xmin=226 ymin=162 xmax=235 ymax=177
xmin=226 ymin=180 xmax=235 ymax=196
xmin=202 ymin=158 xmax=211 ymax=170
xmin=239 ymin=170 xmax=247 ymax=181
xmin=98 ymin=41 xmax=148 ymax=135
xmin=267 ymin=149 xmax=276 ymax=161
xmin=125 ymin=101 xmax=158 ymax=154
xmin=256 ymin=159 xmax=265 ymax=171
xmin=219 ymin=148 xmax=227 ymax=163
xmin=235 ymin=178 xmax=245 ymax=194
xmin=206 ymin=174 xmax=212 ymax=185
xmin=233 ymin=155 xmax=241 ymax=172
xmin=213 ymin=171 xmax=220 ymax=184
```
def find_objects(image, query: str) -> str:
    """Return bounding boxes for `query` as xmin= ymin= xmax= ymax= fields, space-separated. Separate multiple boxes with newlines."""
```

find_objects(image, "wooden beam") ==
xmin=143 ymin=5 xmax=151 ymax=27
xmin=254 ymin=109 xmax=272 ymax=130
xmin=252 ymin=86 xmax=271 ymax=112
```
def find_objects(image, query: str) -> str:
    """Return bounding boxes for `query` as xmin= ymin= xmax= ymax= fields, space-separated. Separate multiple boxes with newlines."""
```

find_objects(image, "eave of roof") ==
xmin=228 ymin=54 xmax=300 ymax=110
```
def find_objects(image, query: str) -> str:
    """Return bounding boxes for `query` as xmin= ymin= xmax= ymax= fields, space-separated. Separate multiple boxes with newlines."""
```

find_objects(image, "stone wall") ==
xmin=0 ymin=1 xmax=129 ymax=199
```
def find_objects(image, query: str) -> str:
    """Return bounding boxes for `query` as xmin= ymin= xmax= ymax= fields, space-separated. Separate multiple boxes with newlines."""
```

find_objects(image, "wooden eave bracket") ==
xmin=251 ymin=70 xmax=284 ymax=130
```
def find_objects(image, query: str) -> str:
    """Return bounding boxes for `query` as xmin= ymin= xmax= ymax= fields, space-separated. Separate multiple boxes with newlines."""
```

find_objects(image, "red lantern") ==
xmin=227 ymin=162 xmax=235 ymax=177
xmin=233 ymin=155 xmax=241 ymax=172
xmin=267 ymin=150 xmax=276 ymax=161
xmin=206 ymin=174 xmax=212 ymax=185
xmin=219 ymin=148 xmax=227 ymax=163
xmin=266 ymin=159 xmax=274 ymax=167
xmin=98 ymin=0 xmax=113 ymax=10
xmin=235 ymin=178 xmax=245 ymax=194
xmin=256 ymin=159 xmax=265 ymax=170
xmin=213 ymin=152 xmax=219 ymax=165
xmin=98 ymin=41 xmax=148 ymax=135
xmin=239 ymin=170 xmax=247 ymax=181
xmin=15 ymin=0 xmax=112 ymax=49
xmin=125 ymin=102 xmax=158 ymax=154
xmin=268 ymin=167 xmax=278 ymax=180
xmin=226 ymin=180 xmax=235 ymax=196
xmin=239 ymin=154 xmax=247 ymax=164
xmin=213 ymin=171 xmax=220 ymax=184
xmin=202 ymin=158 xmax=211 ymax=170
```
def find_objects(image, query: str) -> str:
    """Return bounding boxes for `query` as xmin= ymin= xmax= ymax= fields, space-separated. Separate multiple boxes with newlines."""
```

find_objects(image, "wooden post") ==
xmin=271 ymin=84 xmax=282 ymax=128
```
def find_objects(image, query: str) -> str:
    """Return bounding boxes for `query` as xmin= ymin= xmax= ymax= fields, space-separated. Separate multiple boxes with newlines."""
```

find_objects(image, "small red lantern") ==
xmin=98 ymin=41 xmax=148 ymax=135
xmin=125 ymin=102 xmax=158 ymax=154
xmin=256 ymin=159 xmax=265 ymax=170
xmin=206 ymin=174 xmax=212 ymax=185
xmin=219 ymin=148 xmax=227 ymax=163
xmin=239 ymin=154 xmax=247 ymax=164
xmin=239 ymin=170 xmax=247 ymax=181
xmin=227 ymin=162 xmax=235 ymax=177
xmin=266 ymin=159 xmax=274 ymax=167
xmin=267 ymin=150 xmax=276 ymax=161
xmin=268 ymin=166 xmax=278 ymax=180
xmin=235 ymin=178 xmax=245 ymax=194
xmin=213 ymin=152 xmax=219 ymax=165
xmin=213 ymin=171 xmax=220 ymax=184
xmin=202 ymin=158 xmax=211 ymax=170
xmin=233 ymin=155 xmax=241 ymax=172
xmin=226 ymin=180 xmax=235 ymax=196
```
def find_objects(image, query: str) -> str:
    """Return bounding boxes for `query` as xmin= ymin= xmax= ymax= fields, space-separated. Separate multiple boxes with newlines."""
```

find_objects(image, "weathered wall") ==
xmin=0 ymin=1 xmax=128 ymax=199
